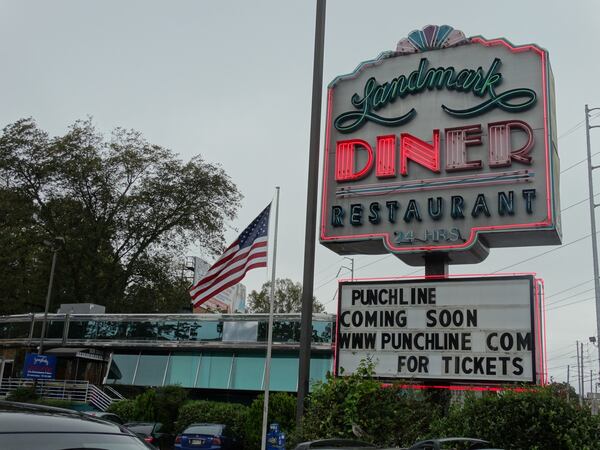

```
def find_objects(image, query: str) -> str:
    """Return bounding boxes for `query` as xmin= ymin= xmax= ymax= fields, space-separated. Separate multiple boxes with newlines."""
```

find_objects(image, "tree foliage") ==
xmin=0 ymin=118 xmax=241 ymax=313
xmin=247 ymin=278 xmax=325 ymax=313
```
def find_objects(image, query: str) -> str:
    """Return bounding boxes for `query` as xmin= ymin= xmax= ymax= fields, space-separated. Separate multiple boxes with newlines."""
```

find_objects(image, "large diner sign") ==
xmin=336 ymin=276 xmax=543 ymax=384
xmin=320 ymin=26 xmax=561 ymax=264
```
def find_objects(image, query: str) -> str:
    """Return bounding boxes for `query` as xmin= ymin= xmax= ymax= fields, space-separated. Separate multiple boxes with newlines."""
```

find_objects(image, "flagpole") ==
xmin=261 ymin=186 xmax=280 ymax=450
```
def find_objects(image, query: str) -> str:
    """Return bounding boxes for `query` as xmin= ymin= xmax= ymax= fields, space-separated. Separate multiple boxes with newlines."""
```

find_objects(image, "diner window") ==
xmin=258 ymin=320 xmax=300 ymax=342
xmin=96 ymin=321 xmax=128 ymax=340
xmin=133 ymin=354 xmax=168 ymax=386
xmin=230 ymin=353 xmax=264 ymax=390
xmin=196 ymin=353 xmax=231 ymax=389
xmin=68 ymin=320 xmax=97 ymax=339
xmin=126 ymin=321 xmax=159 ymax=340
xmin=106 ymin=353 xmax=139 ymax=385
xmin=164 ymin=353 xmax=201 ymax=387
xmin=187 ymin=321 xmax=223 ymax=341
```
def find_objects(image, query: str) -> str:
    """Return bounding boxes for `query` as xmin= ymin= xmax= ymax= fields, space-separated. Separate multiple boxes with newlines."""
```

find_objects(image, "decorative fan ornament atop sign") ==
xmin=320 ymin=25 xmax=561 ymax=265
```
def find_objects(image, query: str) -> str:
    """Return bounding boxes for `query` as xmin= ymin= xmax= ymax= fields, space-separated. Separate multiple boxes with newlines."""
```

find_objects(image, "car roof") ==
xmin=294 ymin=439 xmax=377 ymax=449
xmin=125 ymin=422 xmax=160 ymax=426
xmin=186 ymin=423 xmax=226 ymax=427
xmin=0 ymin=401 xmax=131 ymax=434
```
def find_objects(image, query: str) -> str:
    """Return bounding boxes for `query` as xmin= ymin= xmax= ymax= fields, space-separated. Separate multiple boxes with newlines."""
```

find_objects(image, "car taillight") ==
xmin=175 ymin=435 xmax=182 ymax=444
xmin=213 ymin=436 xmax=222 ymax=445
xmin=144 ymin=436 xmax=155 ymax=444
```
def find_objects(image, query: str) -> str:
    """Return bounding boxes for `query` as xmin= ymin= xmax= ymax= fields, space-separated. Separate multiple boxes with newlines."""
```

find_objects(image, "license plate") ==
xmin=190 ymin=439 xmax=205 ymax=445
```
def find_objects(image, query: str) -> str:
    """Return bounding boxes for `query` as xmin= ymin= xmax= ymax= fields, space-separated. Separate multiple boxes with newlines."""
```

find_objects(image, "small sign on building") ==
xmin=23 ymin=353 xmax=57 ymax=380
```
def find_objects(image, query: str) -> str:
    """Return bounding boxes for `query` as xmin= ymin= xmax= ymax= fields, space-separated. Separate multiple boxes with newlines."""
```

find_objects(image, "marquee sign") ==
xmin=335 ymin=275 xmax=544 ymax=384
xmin=320 ymin=26 xmax=561 ymax=264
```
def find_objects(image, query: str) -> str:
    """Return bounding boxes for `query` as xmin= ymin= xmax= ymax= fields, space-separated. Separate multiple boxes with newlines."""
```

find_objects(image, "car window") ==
xmin=0 ymin=432 xmax=153 ymax=450
xmin=184 ymin=425 xmax=224 ymax=435
xmin=106 ymin=414 xmax=124 ymax=425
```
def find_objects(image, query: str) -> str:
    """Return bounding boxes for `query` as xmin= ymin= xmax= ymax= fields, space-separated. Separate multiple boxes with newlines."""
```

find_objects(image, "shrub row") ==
xmin=295 ymin=362 xmax=600 ymax=450
xmin=107 ymin=364 xmax=600 ymax=450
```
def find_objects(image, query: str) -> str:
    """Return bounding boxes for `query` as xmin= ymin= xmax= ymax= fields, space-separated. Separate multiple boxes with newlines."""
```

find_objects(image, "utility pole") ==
xmin=567 ymin=365 xmax=570 ymax=402
xmin=336 ymin=257 xmax=355 ymax=281
xmin=585 ymin=104 xmax=600 ymax=383
xmin=577 ymin=341 xmax=582 ymax=405
xmin=581 ymin=341 xmax=585 ymax=404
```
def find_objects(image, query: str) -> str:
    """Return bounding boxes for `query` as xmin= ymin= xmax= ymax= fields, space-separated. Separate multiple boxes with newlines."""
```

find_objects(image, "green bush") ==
xmin=6 ymin=386 xmax=39 ymax=402
xmin=244 ymin=392 xmax=296 ymax=450
xmin=429 ymin=384 xmax=600 ymax=450
xmin=298 ymin=360 xmax=445 ymax=448
xmin=132 ymin=388 xmax=157 ymax=422
xmin=107 ymin=385 xmax=187 ymax=431
xmin=153 ymin=385 xmax=188 ymax=433
xmin=175 ymin=400 xmax=249 ymax=447
xmin=107 ymin=399 xmax=136 ymax=422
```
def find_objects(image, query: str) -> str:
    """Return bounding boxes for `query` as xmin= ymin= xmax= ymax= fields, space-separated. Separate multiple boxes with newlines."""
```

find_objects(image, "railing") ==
xmin=87 ymin=384 xmax=115 ymax=411
xmin=0 ymin=378 xmax=89 ymax=403
xmin=0 ymin=378 xmax=121 ymax=411
xmin=103 ymin=384 xmax=125 ymax=400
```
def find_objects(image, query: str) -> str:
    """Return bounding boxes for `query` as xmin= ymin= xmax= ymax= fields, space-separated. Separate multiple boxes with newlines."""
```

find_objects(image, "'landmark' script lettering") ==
xmin=333 ymin=58 xmax=537 ymax=134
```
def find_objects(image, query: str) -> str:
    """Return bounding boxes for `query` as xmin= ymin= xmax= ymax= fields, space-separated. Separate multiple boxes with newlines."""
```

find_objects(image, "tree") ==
xmin=0 ymin=118 xmax=241 ymax=313
xmin=247 ymin=278 xmax=325 ymax=313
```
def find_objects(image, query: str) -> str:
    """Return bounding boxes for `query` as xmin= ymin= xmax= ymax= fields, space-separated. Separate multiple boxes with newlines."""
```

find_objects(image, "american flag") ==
xmin=189 ymin=204 xmax=271 ymax=308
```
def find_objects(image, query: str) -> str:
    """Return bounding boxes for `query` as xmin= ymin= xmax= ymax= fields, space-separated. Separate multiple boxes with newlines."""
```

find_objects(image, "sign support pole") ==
xmin=424 ymin=254 xmax=449 ymax=277
xmin=297 ymin=0 xmax=326 ymax=426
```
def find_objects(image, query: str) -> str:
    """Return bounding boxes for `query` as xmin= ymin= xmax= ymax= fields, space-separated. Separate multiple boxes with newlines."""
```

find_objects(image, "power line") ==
xmin=546 ymin=287 xmax=595 ymax=306
xmin=545 ymin=279 xmax=594 ymax=299
xmin=493 ymin=233 xmax=592 ymax=273
xmin=547 ymin=295 xmax=595 ymax=312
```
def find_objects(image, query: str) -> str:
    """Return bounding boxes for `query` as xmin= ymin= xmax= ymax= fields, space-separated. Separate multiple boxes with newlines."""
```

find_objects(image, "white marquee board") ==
xmin=336 ymin=276 xmax=539 ymax=384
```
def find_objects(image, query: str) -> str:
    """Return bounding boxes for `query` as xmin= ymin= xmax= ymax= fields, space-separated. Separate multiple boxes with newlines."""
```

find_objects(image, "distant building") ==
xmin=187 ymin=256 xmax=247 ymax=314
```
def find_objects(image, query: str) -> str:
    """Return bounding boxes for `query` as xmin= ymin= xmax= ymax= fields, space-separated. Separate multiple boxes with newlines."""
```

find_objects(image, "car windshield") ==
xmin=0 ymin=432 xmax=152 ymax=450
xmin=126 ymin=424 xmax=155 ymax=435
xmin=184 ymin=425 xmax=224 ymax=435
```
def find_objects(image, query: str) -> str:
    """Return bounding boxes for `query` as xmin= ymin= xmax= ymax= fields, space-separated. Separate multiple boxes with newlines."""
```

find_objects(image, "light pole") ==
xmin=38 ymin=237 xmax=64 ymax=356
xmin=585 ymin=104 xmax=600 ymax=387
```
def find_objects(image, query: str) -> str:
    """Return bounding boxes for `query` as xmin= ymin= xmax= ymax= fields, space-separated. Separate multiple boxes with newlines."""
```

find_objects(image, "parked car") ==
xmin=84 ymin=410 xmax=125 ymax=424
xmin=0 ymin=400 xmax=154 ymax=450
xmin=293 ymin=439 xmax=378 ymax=449
xmin=126 ymin=422 xmax=173 ymax=450
xmin=406 ymin=438 xmax=503 ymax=450
xmin=175 ymin=423 xmax=238 ymax=449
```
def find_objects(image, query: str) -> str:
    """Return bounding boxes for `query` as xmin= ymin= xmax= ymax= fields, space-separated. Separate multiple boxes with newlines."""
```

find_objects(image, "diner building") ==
xmin=0 ymin=312 xmax=335 ymax=400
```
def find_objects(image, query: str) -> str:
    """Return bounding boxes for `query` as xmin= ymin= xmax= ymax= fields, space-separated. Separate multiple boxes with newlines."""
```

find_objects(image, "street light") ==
xmin=37 ymin=237 xmax=64 ymax=356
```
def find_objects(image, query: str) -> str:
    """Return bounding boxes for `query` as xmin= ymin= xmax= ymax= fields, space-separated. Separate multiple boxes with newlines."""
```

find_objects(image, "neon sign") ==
xmin=320 ymin=26 xmax=561 ymax=264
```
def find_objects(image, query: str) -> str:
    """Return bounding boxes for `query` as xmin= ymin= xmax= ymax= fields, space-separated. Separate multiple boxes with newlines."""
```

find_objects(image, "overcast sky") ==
xmin=2 ymin=0 xmax=600 ymax=388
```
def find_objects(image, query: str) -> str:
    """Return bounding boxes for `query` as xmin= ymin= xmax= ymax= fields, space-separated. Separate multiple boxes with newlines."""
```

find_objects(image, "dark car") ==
xmin=84 ymin=410 xmax=126 ymax=424
xmin=175 ymin=423 xmax=238 ymax=449
xmin=0 ymin=400 xmax=154 ymax=450
xmin=126 ymin=422 xmax=173 ymax=450
xmin=293 ymin=439 xmax=378 ymax=449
